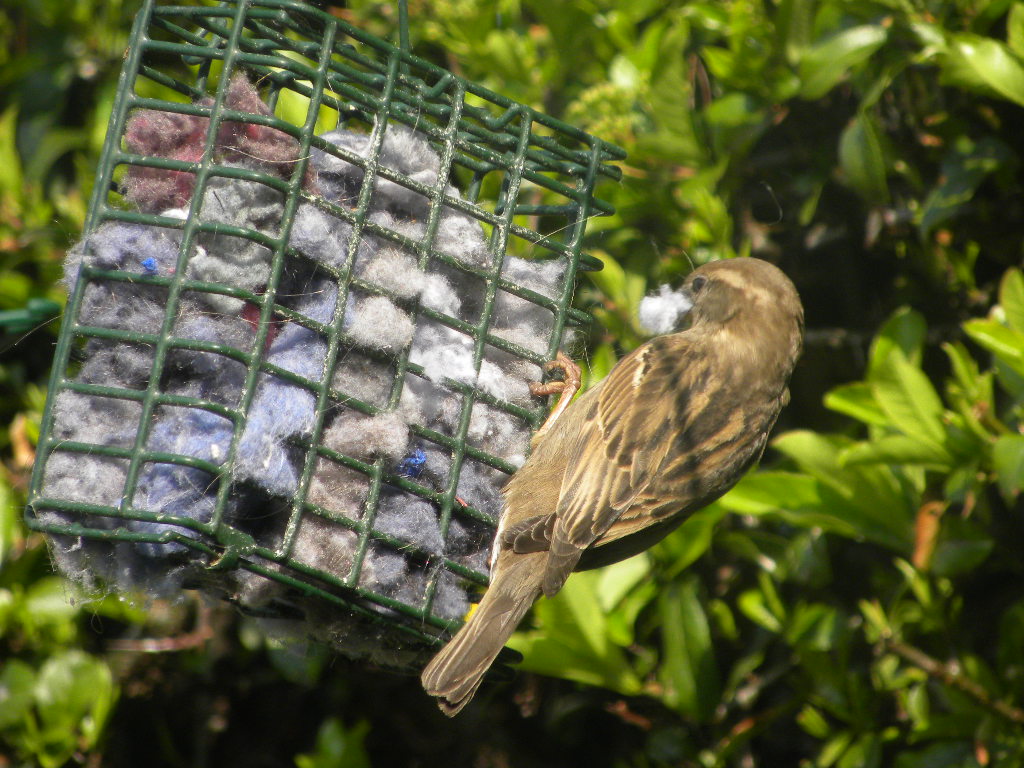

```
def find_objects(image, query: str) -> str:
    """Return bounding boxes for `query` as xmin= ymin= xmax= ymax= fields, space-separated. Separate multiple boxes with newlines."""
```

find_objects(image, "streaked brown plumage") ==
xmin=421 ymin=257 xmax=804 ymax=715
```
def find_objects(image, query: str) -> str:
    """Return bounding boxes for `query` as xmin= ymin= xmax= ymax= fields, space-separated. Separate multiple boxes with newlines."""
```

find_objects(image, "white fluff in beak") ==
xmin=638 ymin=284 xmax=693 ymax=335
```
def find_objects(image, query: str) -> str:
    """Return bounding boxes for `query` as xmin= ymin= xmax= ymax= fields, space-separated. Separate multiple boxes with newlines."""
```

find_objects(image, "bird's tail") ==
xmin=421 ymin=554 xmax=543 ymax=715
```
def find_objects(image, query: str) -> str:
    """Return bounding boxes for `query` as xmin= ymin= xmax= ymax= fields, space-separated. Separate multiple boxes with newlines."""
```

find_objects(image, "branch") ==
xmin=884 ymin=639 xmax=1024 ymax=725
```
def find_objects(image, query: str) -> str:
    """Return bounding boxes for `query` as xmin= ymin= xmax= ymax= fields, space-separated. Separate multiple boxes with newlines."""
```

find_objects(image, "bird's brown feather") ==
xmin=421 ymin=257 xmax=805 ymax=715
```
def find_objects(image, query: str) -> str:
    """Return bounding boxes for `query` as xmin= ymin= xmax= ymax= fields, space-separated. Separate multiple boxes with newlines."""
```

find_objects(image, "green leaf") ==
xmin=720 ymin=471 xmax=823 ymax=514
xmin=870 ymin=352 xmax=949 ymax=450
xmin=824 ymin=382 xmax=887 ymax=426
xmin=784 ymin=603 xmax=840 ymax=652
xmin=556 ymin=570 xmax=613 ymax=658
xmin=512 ymin=569 xmax=643 ymax=695
xmin=704 ymin=92 xmax=770 ymax=159
xmin=904 ymin=683 xmax=930 ymax=731
xmin=963 ymin=319 xmax=1024 ymax=377
xmin=657 ymin=578 xmax=719 ymax=720
xmin=1010 ymin=2 xmax=1024 ymax=57
xmin=869 ymin=308 xmax=927 ymax=376
xmin=0 ymin=660 xmax=35 ymax=729
xmin=584 ymin=342 xmax=618 ymax=386
xmin=818 ymin=731 xmax=855 ymax=766
xmin=595 ymin=555 xmax=650 ymax=613
xmin=798 ymin=25 xmax=887 ymax=100
xmin=24 ymin=577 xmax=79 ymax=627
xmin=0 ymin=477 xmax=19 ymax=563
xmin=837 ymin=733 xmax=881 ymax=768
xmin=1000 ymin=267 xmax=1024 ymax=334
xmin=657 ymin=505 xmax=725 ymax=577
xmin=932 ymin=535 xmax=994 ymax=577
xmin=0 ymin=108 xmax=24 ymax=195
xmin=998 ymin=600 xmax=1024 ymax=672
xmin=294 ymin=718 xmax=371 ymax=768
xmin=771 ymin=432 xmax=914 ymax=551
xmin=509 ymin=628 xmax=643 ymax=695
xmin=993 ymin=434 xmax=1024 ymax=501
xmin=943 ymin=341 xmax=993 ymax=414
xmin=777 ymin=0 xmax=815 ymax=63
xmin=587 ymin=250 xmax=647 ymax=326
xmin=23 ymin=128 xmax=87 ymax=184
xmin=940 ymin=33 xmax=1024 ymax=106
xmin=859 ymin=599 xmax=892 ymax=643
xmin=718 ymin=471 xmax=864 ymax=540
xmin=33 ymin=650 xmax=116 ymax=762
xmin=893 ymin=742 xmax=974 ymax=768
xmin=796 ymin=704 xmax=830 ymax=739
xmin=918 ymin=136 xmax=1012 ymax=237
xmin=839 ymin=112 xmax=889 ymax=203
xmin=839 ymin=435 xmax=954 ymax=468
xmin=738 ymin=587 xmax=783 ymax=633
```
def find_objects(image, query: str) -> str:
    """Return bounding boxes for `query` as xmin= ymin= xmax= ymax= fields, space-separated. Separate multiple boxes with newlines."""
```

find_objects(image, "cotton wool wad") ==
xmin=33 ymin=74 xmax=590 ymax=669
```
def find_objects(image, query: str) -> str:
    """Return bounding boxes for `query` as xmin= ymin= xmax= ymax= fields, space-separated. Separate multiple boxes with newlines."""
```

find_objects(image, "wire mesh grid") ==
xmin=26 ymin=0 xmax=623 ymax=664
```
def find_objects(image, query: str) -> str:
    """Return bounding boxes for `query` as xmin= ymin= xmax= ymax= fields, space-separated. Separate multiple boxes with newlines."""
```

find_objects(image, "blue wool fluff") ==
xmin=232 ymin=277 xmax=335 ymax=495
xmin=64 ymin=220 xmax=183 ymax=289
xmin=397 ymin=446 xmax=427 ymax=478
xmin=45 ymin=112 xmax=570 ymax=663
xmin=234 ymin=323 xmax=327 ymax=496
xmin=132 ymin=407 xmax=234 ymax=556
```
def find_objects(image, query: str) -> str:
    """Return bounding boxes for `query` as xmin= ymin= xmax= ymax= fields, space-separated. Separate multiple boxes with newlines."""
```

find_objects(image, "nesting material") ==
xmin=122 ymin=72 xmax=315 ymax=211
xmin=38 ymin=77 xmax=575 ymax=668
xmin=639 ymin=284 xmax=693 ymax=335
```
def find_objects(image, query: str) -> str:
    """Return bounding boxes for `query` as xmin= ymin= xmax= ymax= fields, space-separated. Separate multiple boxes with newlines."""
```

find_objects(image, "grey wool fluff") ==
xmin=38 ymin=84 xmax=573 ymax=669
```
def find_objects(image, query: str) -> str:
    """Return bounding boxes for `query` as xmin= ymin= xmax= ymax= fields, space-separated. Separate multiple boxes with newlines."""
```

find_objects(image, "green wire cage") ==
xmin=26 ymin=0 xmax=623 ymax=669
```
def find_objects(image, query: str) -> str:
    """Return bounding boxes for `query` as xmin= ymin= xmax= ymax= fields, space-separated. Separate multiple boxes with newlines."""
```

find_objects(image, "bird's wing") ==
xmin=541 ymin=335 xmax=704 ymax=594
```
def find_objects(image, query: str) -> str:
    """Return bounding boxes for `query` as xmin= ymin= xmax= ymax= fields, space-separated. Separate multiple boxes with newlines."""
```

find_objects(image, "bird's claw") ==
xmin=528 ymin=380 xmax=565 ymax=397
xmin=529 ymin=351 xmax=582 ymax=446
xmin=529 ymin=352 xmax=581 ymax=395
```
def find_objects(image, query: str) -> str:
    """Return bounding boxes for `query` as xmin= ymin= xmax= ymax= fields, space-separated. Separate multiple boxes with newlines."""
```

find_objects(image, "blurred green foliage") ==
xmin=3 ymin=0 xmax=1024 ymax=765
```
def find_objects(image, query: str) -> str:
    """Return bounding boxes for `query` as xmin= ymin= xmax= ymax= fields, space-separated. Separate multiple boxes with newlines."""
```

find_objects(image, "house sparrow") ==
xmin=421 ymin=257 xmax=804 ymax=715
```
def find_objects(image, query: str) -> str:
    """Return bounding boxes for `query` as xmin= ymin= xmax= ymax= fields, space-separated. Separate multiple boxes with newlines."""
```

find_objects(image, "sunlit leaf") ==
xmin=798 ymin=25 xmax=887 ymax=99
xmin=839 ymin=435 xmax=953 ymax=468
xmin=1000 ymin=267 xmax=1024 ymax=335
xmin=963 ymin=319 xmax=1024 ymax=377
xmin=993 ymin=434 xmax=1024 ymax=501
xmin=869 ymin=308 xmax=927 ymax=375
xmin=595 ymin=554 xmax=650 ymax=612
xmin=824 ymin=382 xmax=887 ymax=426
xmin=0 ymin=660 xmax=35 ymax=729
xmin=1010 ymin=2 xmax=1024 ymax=56
xmin=771 ymin=431 xmax=914 ymax=551
xmin=870 ymin=353 xmax=949 ymax=449
xmin=657 ymin=577 xmax=719 ymax=720
xmin=939 ymin=32 xmax=1024 ymax=106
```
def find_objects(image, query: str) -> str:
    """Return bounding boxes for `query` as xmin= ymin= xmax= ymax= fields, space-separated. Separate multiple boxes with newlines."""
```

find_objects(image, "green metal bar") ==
xmin=27 ymin=0 xmax=625 ymax=652
xmin=112 ymin=2 xmax=255 ymax=543
xmin=397 ymin=0 xmax=410 ymax=55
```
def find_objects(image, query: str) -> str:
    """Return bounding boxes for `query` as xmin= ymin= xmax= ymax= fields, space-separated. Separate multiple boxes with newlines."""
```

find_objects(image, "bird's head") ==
xmin=682 ymin=258 xmax=799 ymax=324
xmin=679 ymin=258 xmax=804 ymax=368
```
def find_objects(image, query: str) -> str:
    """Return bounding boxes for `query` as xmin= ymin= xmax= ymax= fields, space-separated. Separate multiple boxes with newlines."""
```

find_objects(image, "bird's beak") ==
xmin=678 ymin=287 xmax=695 ymax=315
xmin=674 ymin=288 xmax=696 ymax=331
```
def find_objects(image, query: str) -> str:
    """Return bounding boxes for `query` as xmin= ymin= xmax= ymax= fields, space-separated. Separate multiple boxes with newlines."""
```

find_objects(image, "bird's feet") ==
xmin=529 ymin=351 xmax=582 ymax=446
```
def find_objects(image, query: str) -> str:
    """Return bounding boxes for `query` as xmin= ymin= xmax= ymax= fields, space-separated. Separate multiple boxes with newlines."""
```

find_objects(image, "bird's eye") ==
xmin=691 ymin=275 xmax=707 ymax=292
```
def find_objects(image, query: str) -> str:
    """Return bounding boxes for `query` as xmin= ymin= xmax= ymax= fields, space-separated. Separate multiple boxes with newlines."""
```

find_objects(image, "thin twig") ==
xmin=107 ymin=600 xmax=214 ymax=653
xmin=884 ymin=639 xmax=1024 ymax=725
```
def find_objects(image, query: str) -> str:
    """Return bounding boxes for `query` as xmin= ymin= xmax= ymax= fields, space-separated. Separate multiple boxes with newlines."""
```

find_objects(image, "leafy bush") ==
xmin=3 ymin=0 xmax=1024 ymax=765
xmin=513 ymin=270 xmax=1024 ymax=764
